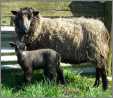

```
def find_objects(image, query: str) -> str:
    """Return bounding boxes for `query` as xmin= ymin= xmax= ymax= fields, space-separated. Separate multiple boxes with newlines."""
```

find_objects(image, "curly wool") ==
xmin=25 ymin=15 xmax=109 ymax=66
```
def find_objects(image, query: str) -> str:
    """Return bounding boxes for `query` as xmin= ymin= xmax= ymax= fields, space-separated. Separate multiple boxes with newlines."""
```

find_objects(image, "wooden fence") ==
xmin=1 ymin=1 xmax=112 ymax=32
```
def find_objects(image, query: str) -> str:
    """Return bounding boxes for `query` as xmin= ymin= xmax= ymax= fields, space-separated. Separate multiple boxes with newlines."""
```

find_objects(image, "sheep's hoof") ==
xmin=103 ymin=85 xmax=108 ymax=91
xmin=102 ymin=80 xmax=108 ymax=91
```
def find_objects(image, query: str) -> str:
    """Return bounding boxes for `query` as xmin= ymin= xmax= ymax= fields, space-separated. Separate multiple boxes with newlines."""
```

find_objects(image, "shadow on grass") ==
xmin=1 ymin=69 xmax=45 ymax=93
xmin=1 ymin=68 xmax=95 ymax=93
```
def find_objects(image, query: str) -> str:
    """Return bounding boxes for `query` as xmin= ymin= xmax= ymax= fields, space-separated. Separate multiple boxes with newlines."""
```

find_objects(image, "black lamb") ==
xmin=9 ymin=42 xmax=66 ymax=84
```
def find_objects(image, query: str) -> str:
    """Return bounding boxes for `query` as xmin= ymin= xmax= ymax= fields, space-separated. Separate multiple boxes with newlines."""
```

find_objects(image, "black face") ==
xmin=9 ymin=42 xmax=26 ymax=51
xmin=11 ymin=7 xmax=39 ymax=35
xmin=17 ymin=42 xmax=26 ymax=50
xmin=12 ymin=8 xmax=33 ymax=34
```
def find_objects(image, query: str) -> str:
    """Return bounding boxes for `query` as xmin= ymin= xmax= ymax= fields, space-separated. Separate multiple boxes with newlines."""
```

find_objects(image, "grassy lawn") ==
xmin=1 ymin=0 xmax=71 ymax=26
xmin=1 ymin=68 xmax=112 ymax=97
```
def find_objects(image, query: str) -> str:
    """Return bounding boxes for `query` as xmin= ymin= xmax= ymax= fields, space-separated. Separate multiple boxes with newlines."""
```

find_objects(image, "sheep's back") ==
xmin=26 ymin=17 xmax=109 ymax=64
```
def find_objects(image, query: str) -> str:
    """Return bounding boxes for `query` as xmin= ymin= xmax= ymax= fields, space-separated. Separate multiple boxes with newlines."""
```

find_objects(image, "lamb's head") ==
xmin=11 ymin=7 xmax=39 ymax=41
xmin=9 ymin=42 xmax=27 ymax=51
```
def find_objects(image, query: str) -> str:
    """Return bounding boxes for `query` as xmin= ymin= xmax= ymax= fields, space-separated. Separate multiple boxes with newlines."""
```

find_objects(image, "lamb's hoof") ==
xmin=61 ymin=81 xmax=66 ymax=85
xmin=60 ymin=79 xmax=67 ymax=85
xmin=93 ymin=81 xmax=99 ymax=87
xmin=93 ymin=84 xmax=96 ymax=87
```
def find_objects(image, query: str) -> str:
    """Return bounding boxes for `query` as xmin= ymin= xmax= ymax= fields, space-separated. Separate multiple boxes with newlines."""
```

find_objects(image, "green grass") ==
xmin=1 ymin=0 xmax=72 ymax=25
xmin=1 ymin=52 xmax=15 ymax=56
xmin=1 ymin=68 xmax=112 ymax=97
xmin=1 ymin=1 xmax=71 ymax=16
xmin=1 ymin=16 xmax=11 ymax=26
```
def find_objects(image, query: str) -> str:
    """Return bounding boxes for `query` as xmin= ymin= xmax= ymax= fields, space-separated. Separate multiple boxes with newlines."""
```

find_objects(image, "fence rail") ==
xmin=1 ymin=1 xmax=112 ymax=32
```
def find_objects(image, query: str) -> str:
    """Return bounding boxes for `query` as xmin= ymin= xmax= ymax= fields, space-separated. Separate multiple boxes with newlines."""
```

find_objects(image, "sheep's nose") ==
xmin=24 ymin=29 xmax=28 ymax=33
xmin=23 ymin=19 xmax=31 ymax=33
xmin=22 ymin=26 xmax=28 ymax=33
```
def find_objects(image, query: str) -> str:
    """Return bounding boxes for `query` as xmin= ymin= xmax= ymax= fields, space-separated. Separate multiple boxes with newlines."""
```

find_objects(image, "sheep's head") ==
xmin=11 ymin=7 xmax=39 ymax=41
xmin=9 ymin=42 xmax=27 ymax=51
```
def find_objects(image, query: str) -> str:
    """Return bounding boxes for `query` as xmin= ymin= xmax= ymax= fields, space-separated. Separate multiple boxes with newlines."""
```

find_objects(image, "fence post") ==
xmin=10 ymin=16 xmax=14 ymax=26
xmin=104 ymin=1 xmax=112 ymax=76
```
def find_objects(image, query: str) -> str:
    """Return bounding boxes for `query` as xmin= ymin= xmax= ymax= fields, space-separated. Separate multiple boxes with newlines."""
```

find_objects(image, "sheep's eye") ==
xmin=28 ymin=14 xmax=31 ymax=19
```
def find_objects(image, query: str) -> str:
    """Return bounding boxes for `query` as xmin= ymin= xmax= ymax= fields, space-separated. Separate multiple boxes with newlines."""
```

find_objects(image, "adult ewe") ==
xmin=11 ymin=7 xmax=110 ymax=90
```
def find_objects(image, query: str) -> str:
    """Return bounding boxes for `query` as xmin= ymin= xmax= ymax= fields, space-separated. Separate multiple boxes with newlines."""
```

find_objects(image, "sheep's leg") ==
xmin=97 ymin=55 xmax=108 ymax=90
xmin=93 ymin=67 xmax=108 ymax=90
xmin=91 ymin=53 xmax=108 ymax=90
xmin=57 ymin=67 xmax=66 ymax=84
xmin=93 ymin=68 xmax=100 ymax=87
xmin=100 ymin=67 xmax=108 ymax=90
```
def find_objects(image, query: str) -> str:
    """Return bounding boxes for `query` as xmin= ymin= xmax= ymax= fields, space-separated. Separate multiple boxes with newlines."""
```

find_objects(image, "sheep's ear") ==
xmin=11 ymin=11 xmax=18 ymax=15
xmin=33 ymin=11 xmax=39 ymax=16
xmin=9 ymin=42 xmax=17 ymax=47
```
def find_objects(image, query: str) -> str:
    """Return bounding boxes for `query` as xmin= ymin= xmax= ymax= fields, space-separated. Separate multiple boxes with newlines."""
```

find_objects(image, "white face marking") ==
xmin=23 ymin=16 xmax=31 ymax=31
xmin=22 ymin=51 xmax=27 ymax=56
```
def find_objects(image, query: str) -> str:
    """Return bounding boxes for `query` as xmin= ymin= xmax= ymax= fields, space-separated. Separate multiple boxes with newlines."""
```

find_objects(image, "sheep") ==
xmin=11 ymin=7 xmax=110 ymax=90
xmin=9 ymin=42 xmax=66 ymax=84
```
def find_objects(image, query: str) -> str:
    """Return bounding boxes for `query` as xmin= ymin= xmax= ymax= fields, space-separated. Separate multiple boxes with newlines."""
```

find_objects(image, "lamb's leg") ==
xmin=57 ymin=67 xmax=66 ymax=84
xmin=44 ymin=67 xmax=57 ymax=82
xmin=24 ymin=68 xmax=32 ymax=84
xmin=93 ymin=68 xmax=100 ymax=87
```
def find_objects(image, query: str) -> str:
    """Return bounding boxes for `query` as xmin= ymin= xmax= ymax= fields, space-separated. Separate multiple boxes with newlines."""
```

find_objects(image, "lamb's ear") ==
xmin=24 ymin=45 xmax=27 ymax=50
xmin=11 ymin=11 xmax=18 ymax=15
xmin=9 ymin=42 xmax=17 ymax=47
xmin=33 ymin=11 xmax=39 ymax=16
